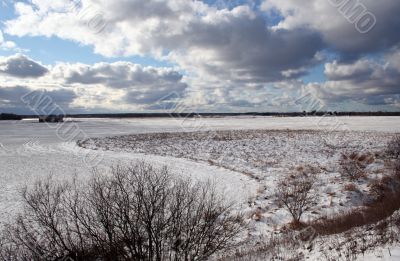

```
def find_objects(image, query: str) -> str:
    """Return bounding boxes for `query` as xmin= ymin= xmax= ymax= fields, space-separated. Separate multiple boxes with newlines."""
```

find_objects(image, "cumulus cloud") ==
xmin=53 ymin=61 xmax=188 ymax=108
xmin=55 ymin=62 xmax=185 ymax=89
xmin=261 ymin=0 xmax=400 ymax=59
xmin=305 ymin=48 xmax=400 ymax=108
xmin=167 ymin=11 xmax=324 ymax=83
xmin=1 ymin=0 xmax=400 ymax=111
xmin=0 ymin=55 xmax=189 ymax=112
xmin=5 ymin=1 xmax=323 ymax=84
xmin=0 ymin=54 xmax=49 ymax=78
xmin=0 ymin=85 xmax=77 ymax=114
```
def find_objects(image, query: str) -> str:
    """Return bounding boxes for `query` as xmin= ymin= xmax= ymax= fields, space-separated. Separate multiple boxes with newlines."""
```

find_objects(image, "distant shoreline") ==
xmin=14 ymin=111 xmax=400 ymax=119
xmin=2 ymin=112 xmax=400 ymax=120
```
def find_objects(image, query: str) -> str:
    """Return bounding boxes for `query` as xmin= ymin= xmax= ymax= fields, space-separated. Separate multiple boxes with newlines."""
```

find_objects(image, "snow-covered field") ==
xmin=80 ymin=129 xmax=395 ymax=231
xmin=0 ymin=116 xmax=400 ymax=260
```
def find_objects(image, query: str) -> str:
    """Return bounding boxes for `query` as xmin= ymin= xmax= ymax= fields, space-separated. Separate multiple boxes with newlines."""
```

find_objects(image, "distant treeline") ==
xmin=0 ymin=113 xmax=23 ymax=120
xmin=14 ymin=111 xmax=400 ymax=119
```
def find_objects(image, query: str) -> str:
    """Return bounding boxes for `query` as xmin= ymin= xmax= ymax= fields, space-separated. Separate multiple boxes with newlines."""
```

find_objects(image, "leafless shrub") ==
xmin=387 ymin=136 xmax=400 ymax=159
xmin=0 ymin=162 xmax=243 ymax=261
xmin=339 ymin=152 xmax=366 ymax=181
xmin=276 ymin=174 xmax=315 ymax=227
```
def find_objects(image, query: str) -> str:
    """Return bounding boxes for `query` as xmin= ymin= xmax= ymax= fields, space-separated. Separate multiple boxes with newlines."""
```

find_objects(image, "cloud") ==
xmin=261 ymin=0 xmax=400 ymax=59
xmin=0 ymin=54 xmax=49 ymax=78
xmin=5 ymin=1 xmax=323 ymax=84
xmin=2 ymin=0 xmax=400 ymax=111
xmin=167 ymin=9 xmax=324 ymax=84
xmin=0 ymin=29 xmax=17 ymax=51
xmin=56 ymin=62 xmax=185 ymax=89
xmin=305 ymin=48 xmax=400 ymax=108
xmin=0 ymin=55 xmax=189 ymax=112
xmin=52 ymin=61 xmax=188 ymax=108
xmin=0 ymin=85 xmax=77 ymax=114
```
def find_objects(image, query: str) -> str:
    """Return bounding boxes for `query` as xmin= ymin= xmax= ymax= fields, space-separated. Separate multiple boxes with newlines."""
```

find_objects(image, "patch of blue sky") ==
xmin=302 ymin=64 xmax=326 ymax=84
xmin=203 ymin=0 xmax=283 ymax=26
xmin=0 ymin=33 xmax=174 ymax=68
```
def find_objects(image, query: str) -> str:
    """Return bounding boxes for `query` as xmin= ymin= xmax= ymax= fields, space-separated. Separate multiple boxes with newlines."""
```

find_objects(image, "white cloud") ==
xmin=0 ymin=29 xmax=19 ymax=51
xmin=303 ymin=48 xmax=400 ymax=108
xmin=0 ymin=54 xmax=48 ymax=78
xmin=5 ymin=1 xmax=322 ymax=84
xmin=0 ymin=55 xmax=189 ymax=112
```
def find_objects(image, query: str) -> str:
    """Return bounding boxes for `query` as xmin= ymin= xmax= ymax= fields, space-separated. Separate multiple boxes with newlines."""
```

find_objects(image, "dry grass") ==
xmin=344 ymin=183 xmax=358 ymax=192
xmin=339 ymin=152 xmax=366 ymax=181
xmin=310 ymin=168 xmax=400 ymax=235
xmin=251 ymin=207 xmax=263 ymax=222
xmin=387 ymin=135 xmax=400 ymax=159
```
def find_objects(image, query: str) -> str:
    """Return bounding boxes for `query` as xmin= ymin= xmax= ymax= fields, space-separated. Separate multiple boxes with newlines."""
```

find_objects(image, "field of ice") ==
xmin=1 ymin=116 xmax=400 ymax=260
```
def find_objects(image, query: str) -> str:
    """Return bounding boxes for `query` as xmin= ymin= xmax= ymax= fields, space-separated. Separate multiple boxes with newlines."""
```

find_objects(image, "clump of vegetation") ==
xmin=368 ymin=174 xmax=400 ymax=202
xmin=312 ymin=159 xmax=400 ymax=236
xmin=276 ymin=173 xmax=315 ymax=227
xmin=339 ymin=151 xmax=370 ymax=180
xmin=0 ymin=162 xmax=243 ymax=261
xmin=387 ymin=136 xmax=400 ymax=159
xmin=395 ymin=159 xmax=400 ymax=178
xmin=344 ymin=183 xmax=358 ymax=192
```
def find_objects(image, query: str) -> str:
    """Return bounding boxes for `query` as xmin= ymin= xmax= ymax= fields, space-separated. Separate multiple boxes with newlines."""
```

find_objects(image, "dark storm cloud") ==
xmin=0 ymin=54 xmax=48 ymax=78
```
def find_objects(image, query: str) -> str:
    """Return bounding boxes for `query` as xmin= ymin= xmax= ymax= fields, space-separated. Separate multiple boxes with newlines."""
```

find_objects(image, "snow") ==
xmin=81 ymin=129 xmax=395 ymax=233
xmin=359 ymin=247 xmax=400 ymax=261
xmin=0 ymin=116 xmax=399 ymax=259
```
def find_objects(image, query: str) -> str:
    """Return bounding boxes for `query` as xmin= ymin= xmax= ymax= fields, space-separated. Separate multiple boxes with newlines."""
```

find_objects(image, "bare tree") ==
xmin=276 ymin=174 xmax=315 ymax=226
xmin=0 ymin=162 xmax=243 ymax=261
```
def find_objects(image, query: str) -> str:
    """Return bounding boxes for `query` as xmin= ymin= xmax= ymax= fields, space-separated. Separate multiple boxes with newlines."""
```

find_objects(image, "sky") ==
xmin=0 ymin=0 xmax=399 ymax=114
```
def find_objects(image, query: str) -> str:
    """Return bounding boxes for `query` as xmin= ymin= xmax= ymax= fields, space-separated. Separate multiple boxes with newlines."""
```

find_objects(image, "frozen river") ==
xmin=0 ymin=116 xmax=399 ymax=223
